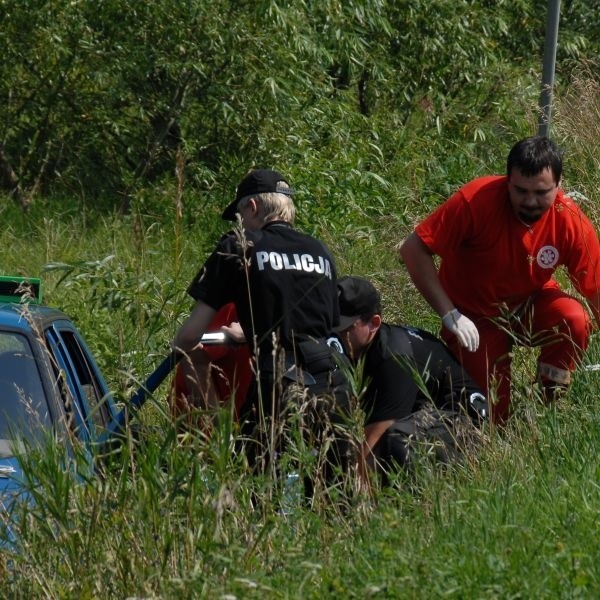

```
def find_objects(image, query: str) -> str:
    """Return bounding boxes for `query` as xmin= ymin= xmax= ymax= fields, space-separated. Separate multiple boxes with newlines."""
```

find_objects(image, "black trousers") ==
xmin=238 ymin=363 xmax=354 ymax=480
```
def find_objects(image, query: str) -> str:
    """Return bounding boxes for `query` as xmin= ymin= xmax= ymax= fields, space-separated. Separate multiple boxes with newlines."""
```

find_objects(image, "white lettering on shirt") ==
xmin=270 ymin=252 xmax=283 ymax=270
xmin=301 ymin=254 xmax=315 ymax=272
xmin=256 ymin=251 xmax=269 ymax=271
xmin=282 ymin=254 xmax=297 ymax=270
xmin=255 ymin=250 xmax=332 ymax=279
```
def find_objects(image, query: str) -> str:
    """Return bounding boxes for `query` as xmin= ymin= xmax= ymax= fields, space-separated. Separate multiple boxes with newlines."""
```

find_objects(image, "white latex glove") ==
xmin=442 ymin=309 xmax=479 ymax=352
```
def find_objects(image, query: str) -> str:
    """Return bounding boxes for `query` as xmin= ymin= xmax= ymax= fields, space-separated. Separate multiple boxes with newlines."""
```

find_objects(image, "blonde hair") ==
xmin=238 ymin=182 xmax=296 ymax=224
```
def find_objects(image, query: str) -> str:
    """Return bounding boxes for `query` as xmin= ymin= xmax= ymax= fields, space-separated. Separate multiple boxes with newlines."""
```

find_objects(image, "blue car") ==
xmin=0 ymin=276 xmax=177 ymax=511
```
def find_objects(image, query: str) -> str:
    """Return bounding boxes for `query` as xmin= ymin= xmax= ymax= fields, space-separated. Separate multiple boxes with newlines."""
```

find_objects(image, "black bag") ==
xmin=374 ymin=403 xmax=484 ymax=476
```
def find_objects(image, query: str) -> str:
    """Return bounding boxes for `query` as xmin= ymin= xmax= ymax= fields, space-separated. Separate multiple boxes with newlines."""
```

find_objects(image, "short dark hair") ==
xmin=506 ymin=136 xmax=563 ymax=185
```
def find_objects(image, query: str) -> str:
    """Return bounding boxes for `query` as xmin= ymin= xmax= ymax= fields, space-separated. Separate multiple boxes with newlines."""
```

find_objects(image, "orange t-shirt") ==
xmin=415 ymin=176 xmax=600 ymax=317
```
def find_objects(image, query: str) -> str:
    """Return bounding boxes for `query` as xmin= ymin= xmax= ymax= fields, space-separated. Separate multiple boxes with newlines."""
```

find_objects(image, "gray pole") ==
xmin=538 ymin=0 xmax=561 ymax=137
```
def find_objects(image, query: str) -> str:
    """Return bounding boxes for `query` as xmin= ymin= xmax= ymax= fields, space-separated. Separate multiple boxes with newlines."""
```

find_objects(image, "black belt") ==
xmin=257 ymin=336 xmax=344 ymax=384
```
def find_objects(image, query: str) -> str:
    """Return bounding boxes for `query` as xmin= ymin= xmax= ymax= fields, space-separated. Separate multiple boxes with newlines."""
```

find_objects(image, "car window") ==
xmin=57 ymin=330 xmax=110 ymax=435
xmin=0 ymin=332 xmax=53 ymax=447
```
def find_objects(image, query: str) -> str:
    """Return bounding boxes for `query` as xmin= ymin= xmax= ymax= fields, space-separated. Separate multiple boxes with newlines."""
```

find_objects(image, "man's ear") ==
xmin=369 ymin=314 xmax=382 ymax=333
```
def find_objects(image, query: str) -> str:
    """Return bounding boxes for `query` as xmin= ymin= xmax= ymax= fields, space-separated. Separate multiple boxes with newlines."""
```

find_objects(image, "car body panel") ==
xmin=0 ymin=302 xmax=120 ymax=503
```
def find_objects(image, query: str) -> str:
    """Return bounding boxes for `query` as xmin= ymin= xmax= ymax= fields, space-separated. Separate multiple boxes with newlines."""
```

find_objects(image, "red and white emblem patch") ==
xmin=536 ymin=245 xmax=559 ymax=269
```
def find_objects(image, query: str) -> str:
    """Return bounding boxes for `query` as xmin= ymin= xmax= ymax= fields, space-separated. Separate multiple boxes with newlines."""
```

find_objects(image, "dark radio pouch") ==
xmin=256 ymin=336 xmax=346 ymax=386
xmin=296 ymin=337 xmax=338 ymax=375
xmin=272 ymin=339 xmax=333 ymax=387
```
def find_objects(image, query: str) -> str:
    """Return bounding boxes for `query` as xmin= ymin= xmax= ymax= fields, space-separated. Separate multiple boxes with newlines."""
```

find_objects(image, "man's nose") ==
xmin=522 ymin=193 xmax=538 ymax=207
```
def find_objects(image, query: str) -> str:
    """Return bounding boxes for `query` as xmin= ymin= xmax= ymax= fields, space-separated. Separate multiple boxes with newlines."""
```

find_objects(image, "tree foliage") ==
xmin=0 ymin=0 xmax=597 ymax=212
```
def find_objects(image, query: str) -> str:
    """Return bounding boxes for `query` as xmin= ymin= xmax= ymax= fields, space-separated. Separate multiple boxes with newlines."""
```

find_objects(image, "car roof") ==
xmin=0 ymin=302 xmax=70 ymax=331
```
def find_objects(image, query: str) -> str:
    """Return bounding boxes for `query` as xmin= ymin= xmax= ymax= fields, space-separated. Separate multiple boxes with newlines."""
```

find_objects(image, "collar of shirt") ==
xmin=262 ymin=220 xmax=293 ymax=230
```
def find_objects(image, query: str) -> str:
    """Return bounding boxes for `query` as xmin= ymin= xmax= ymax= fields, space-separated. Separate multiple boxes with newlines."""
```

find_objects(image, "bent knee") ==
xmin=561 ymin=305 xmax=591 ymax=346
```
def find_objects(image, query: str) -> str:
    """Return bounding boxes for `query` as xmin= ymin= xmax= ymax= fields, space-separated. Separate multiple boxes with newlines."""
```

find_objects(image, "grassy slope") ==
xmin=1 ymin=76 xmax=599 ymax=598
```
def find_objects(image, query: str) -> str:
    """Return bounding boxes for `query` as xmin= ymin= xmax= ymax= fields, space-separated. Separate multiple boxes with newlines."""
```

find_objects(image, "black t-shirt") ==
xmin=187 ymin=221 xmax=339 ymax=359
xmin=362 ymin=323 xmax=483 ymax=424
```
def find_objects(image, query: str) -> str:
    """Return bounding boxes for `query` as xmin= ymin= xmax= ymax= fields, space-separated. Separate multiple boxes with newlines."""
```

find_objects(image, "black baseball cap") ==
xmin=221 ymin=169 xmax=294 ymax=221
xmin=335 ymin=276 xmax=382 ymax=331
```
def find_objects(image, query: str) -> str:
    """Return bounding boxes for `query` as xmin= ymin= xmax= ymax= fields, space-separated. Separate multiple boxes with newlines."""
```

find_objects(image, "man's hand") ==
xmin=442 ymin=309 xmax=479 ymax=352
xmin=221 ymin=321 xmax=246 ymax=344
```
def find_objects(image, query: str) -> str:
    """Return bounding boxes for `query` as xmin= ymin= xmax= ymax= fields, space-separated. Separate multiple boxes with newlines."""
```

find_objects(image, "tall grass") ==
xmin=3 ymin=387 xmax=599 ymax=597
xmin=1 ymin=73 xmax=599 ymax=597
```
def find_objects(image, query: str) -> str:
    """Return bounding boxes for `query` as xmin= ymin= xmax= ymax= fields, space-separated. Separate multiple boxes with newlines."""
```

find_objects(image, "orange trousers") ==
xmin=442 ymin=287 xmax=591 ymax=424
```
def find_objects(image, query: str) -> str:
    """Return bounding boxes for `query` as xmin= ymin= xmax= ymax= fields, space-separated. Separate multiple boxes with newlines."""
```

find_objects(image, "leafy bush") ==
xmin=2 ymin=0 xmax=597 ymax=212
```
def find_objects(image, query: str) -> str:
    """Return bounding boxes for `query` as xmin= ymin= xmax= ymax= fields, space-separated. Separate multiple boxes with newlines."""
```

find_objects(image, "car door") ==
xmin=0 ymin=329 xmax=58 ymax=504
xmin=44 ymin=320 xmax=117 ymax=446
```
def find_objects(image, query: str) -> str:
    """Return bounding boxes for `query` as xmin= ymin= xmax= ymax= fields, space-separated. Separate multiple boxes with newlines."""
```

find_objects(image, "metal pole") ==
xmin=107 ymin=350 xmax=181 ymax=436
xmin=538 ymin=0 xmax=561 ymax=138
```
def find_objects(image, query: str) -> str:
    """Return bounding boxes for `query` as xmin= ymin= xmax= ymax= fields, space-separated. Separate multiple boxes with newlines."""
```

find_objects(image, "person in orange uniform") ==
xmin=400 ymin=136 xmax=600 ymax=423
xmin=170 ymin=303 xmax=253 ymax=429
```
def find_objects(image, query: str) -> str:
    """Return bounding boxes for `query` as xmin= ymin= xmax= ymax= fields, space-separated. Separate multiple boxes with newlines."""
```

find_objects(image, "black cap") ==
xmin=221 ymin=169 xmax=293 ymax=221
xmin=335 ymin=276 xmax=382 ymax=331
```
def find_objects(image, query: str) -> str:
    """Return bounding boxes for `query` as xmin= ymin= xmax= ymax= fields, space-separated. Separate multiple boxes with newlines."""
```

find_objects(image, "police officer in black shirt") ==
xmin=335 ymin=276 xmax=488 ymax=479
xmin=174 ymin=169 xmax=353 ymax=476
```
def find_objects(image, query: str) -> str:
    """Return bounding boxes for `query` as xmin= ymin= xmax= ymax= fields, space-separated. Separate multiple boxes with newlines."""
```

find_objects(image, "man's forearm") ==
xmin=398 ymin=233 xmax=454 ymax=317
xmin=173 ymin=300 xmax=217 ymax=352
